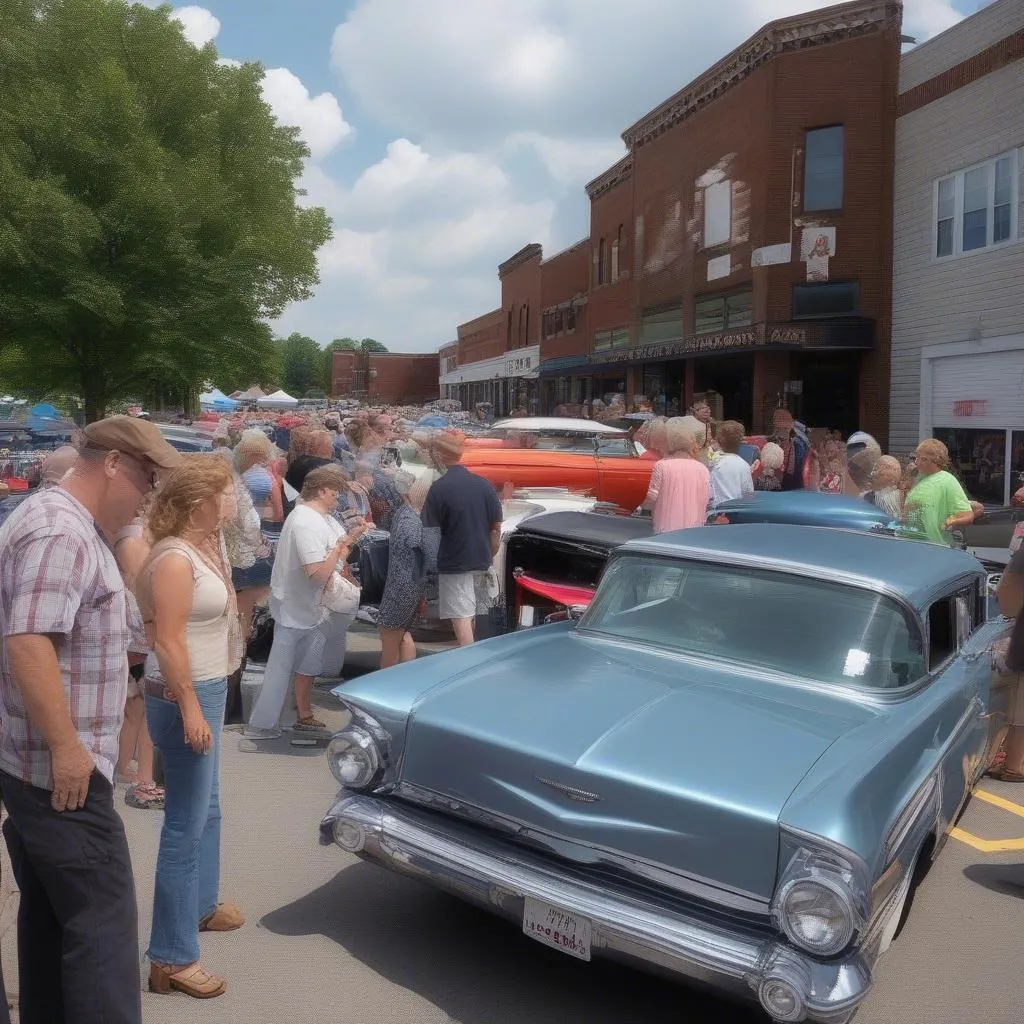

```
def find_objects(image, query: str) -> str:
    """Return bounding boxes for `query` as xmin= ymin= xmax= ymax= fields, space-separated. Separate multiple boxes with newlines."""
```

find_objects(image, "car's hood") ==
xmin=384 ymin=631 xmax=879 ymax=899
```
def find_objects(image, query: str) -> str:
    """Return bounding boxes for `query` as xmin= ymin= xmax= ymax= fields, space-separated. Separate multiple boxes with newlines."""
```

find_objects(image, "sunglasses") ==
xmin=118 ymin=451 xmax=160 ymax=491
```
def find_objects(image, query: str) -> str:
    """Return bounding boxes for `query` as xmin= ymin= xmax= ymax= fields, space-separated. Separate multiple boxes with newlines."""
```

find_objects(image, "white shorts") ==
xmin=439 ymin=572 xmax=494 ymax=621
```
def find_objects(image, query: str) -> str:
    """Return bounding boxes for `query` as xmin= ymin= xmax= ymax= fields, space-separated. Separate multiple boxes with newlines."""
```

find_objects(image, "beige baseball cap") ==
xmin=81 ymin=416 xmax=182 ymax=469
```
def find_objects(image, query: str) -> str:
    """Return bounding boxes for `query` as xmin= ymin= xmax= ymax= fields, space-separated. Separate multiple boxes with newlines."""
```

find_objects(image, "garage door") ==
xmin=931 ymin=347 xmax=1024 ymax=429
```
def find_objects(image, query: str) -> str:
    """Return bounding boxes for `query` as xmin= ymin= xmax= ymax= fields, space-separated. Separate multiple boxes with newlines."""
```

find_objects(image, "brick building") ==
xmin=331 ymin=350 xmax=439 ymax=405
xmin=446 ymin=0 xmax=904 ymax=437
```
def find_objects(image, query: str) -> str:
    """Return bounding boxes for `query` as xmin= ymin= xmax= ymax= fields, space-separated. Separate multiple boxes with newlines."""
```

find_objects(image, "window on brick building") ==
xmin=594 ymin=328 xmax=629 ymax=351
xmin=611 ymin=224 xmax=624 ymax=282
xmin=597 ymin=238 xmax=607 ymax=285
xmin=694 ymin=291 xmax=752 ymax=334
xmin=792 ymin=282 xmax=859 ymax=319
xmin=525 ymin=305 xmax=530 ymax=345
xmin=703 ymin=181 xmax=731 ymax=247
xmin=803 ymin=125 xmax=844 ymax=212
xmin=934 ymin=150 xmax=1019 ymax=259
xmin=507 ymin=309 xmax=513 ymax=348
xmin=518 ymin=306 xmax=525 ymax=349
xmin=566 ymin=303 xmax=576 ymax=331
xmin=640 ymin=305 xmax=683 ymax=344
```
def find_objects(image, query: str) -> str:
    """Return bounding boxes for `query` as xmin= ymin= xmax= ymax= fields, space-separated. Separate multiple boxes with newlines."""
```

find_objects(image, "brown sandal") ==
xmin=199 ymin=902 xmax=245 ymax=932
xmin=148 ymin=961 xmax=226 ymax=998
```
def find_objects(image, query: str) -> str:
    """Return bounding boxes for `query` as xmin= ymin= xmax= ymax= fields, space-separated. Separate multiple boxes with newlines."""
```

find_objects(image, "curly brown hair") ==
xmin=288 ymin=425 xmax=313 ymax=465
xmin=146 ymin=456 xmax=234 ymax=543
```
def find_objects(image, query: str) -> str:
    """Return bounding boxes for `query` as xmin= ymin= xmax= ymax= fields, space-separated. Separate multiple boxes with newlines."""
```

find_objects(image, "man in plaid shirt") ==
xmin=0 ymin=416 xmax=179 ymax=1023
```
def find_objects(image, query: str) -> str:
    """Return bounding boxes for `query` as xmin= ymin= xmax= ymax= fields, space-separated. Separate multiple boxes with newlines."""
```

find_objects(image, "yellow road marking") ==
xmin=949 ymin=827 xmax=1024 ymax=853
xmin=972 ymin=787 xmax=1024 ymax=819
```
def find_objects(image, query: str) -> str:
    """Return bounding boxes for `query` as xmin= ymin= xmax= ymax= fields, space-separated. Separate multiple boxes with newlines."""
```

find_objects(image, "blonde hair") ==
xmin=308 ymin=429 xmax=334 ymax=459
xmin=146 ymin=455 xmax=234 ymax=542
xmin=233 ymin=429 xmax=273 ymax=472
xmin=664 ymin=417 xmax=698 ymax=456
xmin=288 ymin=425 xmax=313 ymax=465
xmin=915 ymin=438 xmax=949 ymax=468
xmin=301 ymin=464 xmax=347 ymax=500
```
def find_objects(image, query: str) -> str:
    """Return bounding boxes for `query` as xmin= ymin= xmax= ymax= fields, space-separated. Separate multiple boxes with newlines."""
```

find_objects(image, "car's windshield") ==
xmin=580 ymin=555 xmax=925 ymax=690
xmin=483 ymin=428 xmax=633 ymax=454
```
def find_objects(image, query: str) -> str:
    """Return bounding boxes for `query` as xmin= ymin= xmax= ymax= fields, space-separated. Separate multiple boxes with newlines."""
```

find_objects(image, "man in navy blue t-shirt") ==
xmin=422 ymin=432 xmax=502 ymax=646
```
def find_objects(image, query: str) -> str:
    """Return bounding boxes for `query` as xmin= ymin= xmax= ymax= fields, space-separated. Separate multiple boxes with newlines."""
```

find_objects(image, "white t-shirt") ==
xmin=710 ymin=453 xmax=755 ymax=507
xmin=269 ymin=504 xmax=343 ymax=629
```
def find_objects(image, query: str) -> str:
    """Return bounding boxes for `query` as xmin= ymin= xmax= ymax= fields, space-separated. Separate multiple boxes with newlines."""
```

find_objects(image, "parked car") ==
xmin=321 ymin=525 xmax=1015 ymax=1023
xmin=455 ymin=417 xmax=658 ymax=511
xmin=502 ymin=491 xmax=900 ymax=631
xmin=960 ymin=504 xmax=1022 ymax=568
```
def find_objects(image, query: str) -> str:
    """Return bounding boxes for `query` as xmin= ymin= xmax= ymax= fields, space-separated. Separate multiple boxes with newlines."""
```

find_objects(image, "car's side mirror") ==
xmin=568 ymin=604 xmax=588 ymax=622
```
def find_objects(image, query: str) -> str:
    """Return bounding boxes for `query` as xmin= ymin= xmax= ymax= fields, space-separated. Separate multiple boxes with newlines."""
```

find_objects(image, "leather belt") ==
xmin=142 ymin=678 xmax=175 ymax=701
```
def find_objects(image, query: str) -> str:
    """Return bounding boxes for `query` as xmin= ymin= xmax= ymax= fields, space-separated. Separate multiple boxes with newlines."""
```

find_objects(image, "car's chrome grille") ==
xmin=391 ymin=791 xmax=773 ymax=932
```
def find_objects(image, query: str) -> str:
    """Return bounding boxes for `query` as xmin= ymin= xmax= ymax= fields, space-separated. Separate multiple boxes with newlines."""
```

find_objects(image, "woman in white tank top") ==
xmin=136 ymin=456 xmax=244 ymax=1000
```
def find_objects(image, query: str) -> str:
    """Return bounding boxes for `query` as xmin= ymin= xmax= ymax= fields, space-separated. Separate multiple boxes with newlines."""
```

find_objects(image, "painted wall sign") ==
xmin=504 ymin=352 xmax=539 ymax=376
xmin=801 ymin=227 xmax=836 ymax=259
xmin=953 ymin=400 xmax=988 ymax=417
xmin=751 ymin=243 xmax=792 ymax=267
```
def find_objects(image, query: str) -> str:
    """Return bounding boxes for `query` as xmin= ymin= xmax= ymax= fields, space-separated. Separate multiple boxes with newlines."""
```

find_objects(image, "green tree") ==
xmin=0 ymin=0 xmax=331 ymax=420
xmin=277 ymin=332 xmax=321 ymax=397
xmin=360 ymin=338 xmax=388 ymax=353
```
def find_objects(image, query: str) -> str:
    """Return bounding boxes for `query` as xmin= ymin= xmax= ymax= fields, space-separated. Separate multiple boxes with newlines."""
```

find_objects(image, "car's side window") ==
xmin=927 ymin=588 xmax=975 ymax=670
xmin=595 ymin=439 xmax=631 ymax=457
xmin=927 ymin=598 xmax=955 ymax=669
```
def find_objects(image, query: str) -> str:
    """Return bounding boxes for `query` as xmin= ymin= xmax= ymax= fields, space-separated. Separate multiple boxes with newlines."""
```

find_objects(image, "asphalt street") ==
xmin=2 ymin=632 xmax=1024 ymax=1024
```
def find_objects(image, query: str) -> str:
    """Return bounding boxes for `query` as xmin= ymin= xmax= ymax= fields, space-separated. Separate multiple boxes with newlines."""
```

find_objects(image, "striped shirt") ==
xmin=0 ymin=488 xmax=130 ymax=788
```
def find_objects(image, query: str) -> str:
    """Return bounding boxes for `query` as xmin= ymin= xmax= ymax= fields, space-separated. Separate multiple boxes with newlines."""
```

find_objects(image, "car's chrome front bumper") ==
xmin=321 ymin=794 xmax=871 ymax=1023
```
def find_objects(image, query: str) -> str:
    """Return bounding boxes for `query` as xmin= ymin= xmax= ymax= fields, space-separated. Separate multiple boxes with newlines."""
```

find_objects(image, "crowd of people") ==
xmin=0 ymin=404 xmax=507 ymax=1019
xmin=0 ymin=394 xmax=1016 ymax=1021
xmin=629 ymin=402 xmax=983 ymax=547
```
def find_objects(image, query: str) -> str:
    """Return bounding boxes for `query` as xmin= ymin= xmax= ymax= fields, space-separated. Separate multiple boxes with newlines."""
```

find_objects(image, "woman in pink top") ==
xmin=642 ymin=418 xmax=711 ymax=534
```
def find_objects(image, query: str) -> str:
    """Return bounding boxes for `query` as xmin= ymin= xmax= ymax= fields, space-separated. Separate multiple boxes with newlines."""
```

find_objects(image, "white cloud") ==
xmin=171 ymin=5 xmax=220 ymax=47
xmin=503 ymin=133 xmax=627 ymax=186
xmin=260 ymin=68 xmax=353 ymax=159
xmin=331 ymin=0 xmax=966 ymax=144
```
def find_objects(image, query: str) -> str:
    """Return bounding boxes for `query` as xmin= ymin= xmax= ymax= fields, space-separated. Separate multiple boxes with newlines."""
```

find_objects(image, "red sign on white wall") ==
xmin=953 ymin=400 xmax=988 ymax=417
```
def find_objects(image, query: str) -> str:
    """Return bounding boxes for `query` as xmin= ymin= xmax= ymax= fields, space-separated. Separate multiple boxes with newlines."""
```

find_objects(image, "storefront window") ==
xmin=594 ymin=328 xmax=629 ymax=351
xmin=933 ymin=428 xmax=1006 ymax=506
xmin=640 ymin=306 xmax=682 ymax=344
xmin=695 ymin=291 xmax=752 ymax=334
xmin=1010 ymin=432 xmax=1024 ymax=501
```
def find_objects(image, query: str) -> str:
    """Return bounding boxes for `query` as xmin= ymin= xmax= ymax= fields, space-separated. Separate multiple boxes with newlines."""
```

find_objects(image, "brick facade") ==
xmin=499 ymin=244 xmax=543 ymax=352
xmin=331 ymin=350 xmax=439 ymax=404
xmin=456 ymin=309 xmax=504 ymax=365
xmin=444 ymin=0 xmax=903 ymax=435
xmin=539 ymin=241 xmax=590 ymax=360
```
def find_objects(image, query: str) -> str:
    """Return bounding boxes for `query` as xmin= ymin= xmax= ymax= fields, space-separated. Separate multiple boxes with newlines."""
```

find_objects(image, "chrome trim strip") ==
xmin=536 ymin=777 xmax=603 ymax=803
xmin=395 ymin=780 xmax=772 ymax=915
xmin=322 ymin=794 xmax=873 ymax=1023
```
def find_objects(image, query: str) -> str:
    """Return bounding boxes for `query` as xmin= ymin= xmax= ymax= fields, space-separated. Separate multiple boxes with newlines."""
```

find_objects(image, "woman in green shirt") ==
xmin=902 ymin=438 xmax=975 ymax=545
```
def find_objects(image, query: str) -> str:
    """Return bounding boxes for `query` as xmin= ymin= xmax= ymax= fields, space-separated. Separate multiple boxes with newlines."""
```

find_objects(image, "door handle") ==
xmin=979 ymin=711 xmax=1004 ymax=721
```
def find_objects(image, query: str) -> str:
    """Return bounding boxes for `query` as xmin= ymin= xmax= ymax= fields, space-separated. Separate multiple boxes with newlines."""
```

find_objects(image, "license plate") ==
xmin=522 ymin=897 xmax=592 ymax=961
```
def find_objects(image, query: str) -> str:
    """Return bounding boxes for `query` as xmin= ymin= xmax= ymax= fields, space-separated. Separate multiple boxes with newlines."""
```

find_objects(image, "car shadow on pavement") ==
xmin=963 ymin=862 xmax=1024 ymax=899
xmin=259 ymin=863 xmax=768 ymax=1024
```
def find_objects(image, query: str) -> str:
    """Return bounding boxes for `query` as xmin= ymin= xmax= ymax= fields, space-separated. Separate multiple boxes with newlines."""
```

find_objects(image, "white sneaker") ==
xmin=242 ymin=726 xmax=282 ymax=740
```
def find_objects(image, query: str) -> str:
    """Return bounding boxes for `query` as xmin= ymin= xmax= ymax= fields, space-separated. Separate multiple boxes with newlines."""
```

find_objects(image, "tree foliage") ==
xmin=359 ymin=338 xmax=387 ymax=353
xmin=0 ymin=0 xmax=331 ymax=419
xmin=277 ymin=332 xmax=321 ymax=397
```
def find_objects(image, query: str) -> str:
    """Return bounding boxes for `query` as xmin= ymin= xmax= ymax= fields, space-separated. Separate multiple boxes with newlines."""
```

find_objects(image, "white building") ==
xmin=890 ymin=0 xmax=1024 ymax=505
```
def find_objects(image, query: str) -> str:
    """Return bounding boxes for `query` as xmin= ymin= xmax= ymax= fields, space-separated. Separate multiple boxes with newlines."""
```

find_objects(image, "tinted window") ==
xmin=804 ymin=126 xmax=844 ymax=211
xmin=581 ymin=556 xmax=924 ymax=689
xmin=793 ymin=282 xmax=859 ymax=319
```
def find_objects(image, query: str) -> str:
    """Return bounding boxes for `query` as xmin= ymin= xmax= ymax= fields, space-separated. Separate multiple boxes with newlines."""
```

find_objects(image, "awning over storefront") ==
xmin=538 ymin=355 xmax=591 ymax=376
xmin=585 ymin=319 xmax=874 ymax=366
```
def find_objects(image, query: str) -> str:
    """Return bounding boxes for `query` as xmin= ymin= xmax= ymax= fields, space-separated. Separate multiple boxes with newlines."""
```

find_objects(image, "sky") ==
xmin=143 ymin=0 xmax=991 ymax=354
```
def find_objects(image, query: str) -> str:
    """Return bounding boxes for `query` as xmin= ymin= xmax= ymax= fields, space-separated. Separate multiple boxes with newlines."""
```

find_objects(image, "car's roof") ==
xmin=491 ymin=417 xmax=626 ymax=435
xmin=715 ymin=489 xmax=891 ymax=523
xmin=623 ymin=524 xmax=984 ymax=608
xmin=512 ymin=509 xmax=653 ymax=548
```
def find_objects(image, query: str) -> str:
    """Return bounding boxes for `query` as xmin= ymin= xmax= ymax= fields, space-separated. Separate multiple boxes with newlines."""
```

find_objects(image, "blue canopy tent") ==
xmin=199 ymin=389 xmax=239 ymax=413
xmin=27 ymin=403 xmax=74 ymax=436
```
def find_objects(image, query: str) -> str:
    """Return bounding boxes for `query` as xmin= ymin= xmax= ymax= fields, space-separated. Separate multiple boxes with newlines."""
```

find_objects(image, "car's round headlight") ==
xmin=758 ymin=978 xmax=805 ymax=1022
xmin=327 ymin=728 xmax=381 ymax=790
xmin=778 ymin=877 xmax=856 ymax=956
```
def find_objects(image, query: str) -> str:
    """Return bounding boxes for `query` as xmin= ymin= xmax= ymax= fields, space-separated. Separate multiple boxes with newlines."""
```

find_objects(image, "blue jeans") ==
xmin=144 ymin=677 xmax=226 ymax=965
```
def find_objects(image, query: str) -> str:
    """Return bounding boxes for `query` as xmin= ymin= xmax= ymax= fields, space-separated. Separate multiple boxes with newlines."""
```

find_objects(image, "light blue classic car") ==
xmin=320 ymin=525 xmax=1015 ymax=1023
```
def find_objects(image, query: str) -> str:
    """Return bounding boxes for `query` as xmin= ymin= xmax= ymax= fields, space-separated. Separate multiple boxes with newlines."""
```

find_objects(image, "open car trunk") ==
xmin=503 ymin=511 xmax=652 ymax=630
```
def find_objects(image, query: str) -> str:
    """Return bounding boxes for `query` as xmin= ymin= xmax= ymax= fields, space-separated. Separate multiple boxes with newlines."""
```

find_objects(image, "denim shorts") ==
xmin=232 ymin=555 xmax=273 ymax=591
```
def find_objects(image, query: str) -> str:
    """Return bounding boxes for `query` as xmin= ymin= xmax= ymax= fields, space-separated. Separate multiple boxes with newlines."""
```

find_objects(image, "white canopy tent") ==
xmin=256 ymin=389 xmax=299 ymax=409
